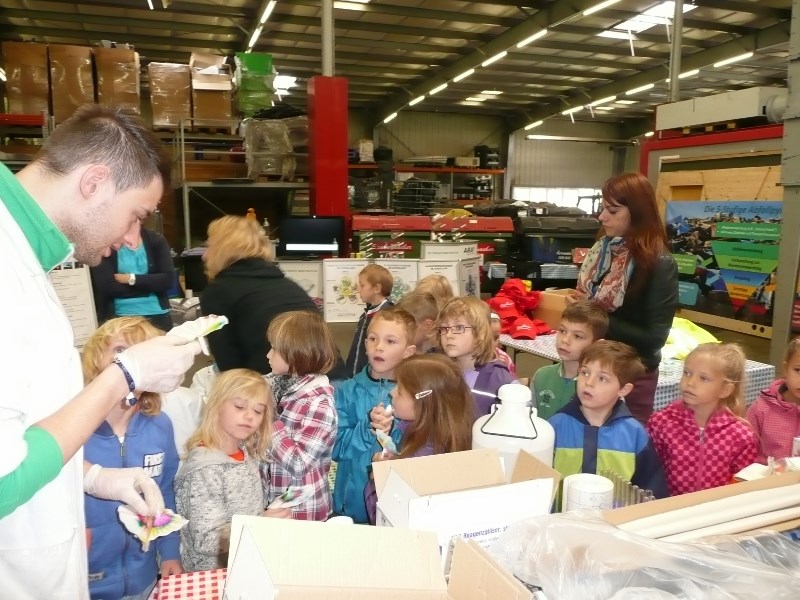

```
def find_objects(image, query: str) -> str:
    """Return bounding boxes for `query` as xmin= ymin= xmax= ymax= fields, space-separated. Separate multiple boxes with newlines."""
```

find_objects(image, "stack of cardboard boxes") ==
xmin=189 ymin=52 xmax=233 ymax=130
xmin=2 ymin=41 xmax=140 ymax=122
xmin=147 ymin=62 xmax=191 ymax=129
xmin=2 ymin=41 xmax=50 ymax=116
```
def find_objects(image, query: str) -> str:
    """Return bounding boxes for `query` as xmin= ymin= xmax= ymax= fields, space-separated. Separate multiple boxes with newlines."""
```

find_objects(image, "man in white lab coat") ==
xmin=0 ymin=105 xmax=200 ymax=599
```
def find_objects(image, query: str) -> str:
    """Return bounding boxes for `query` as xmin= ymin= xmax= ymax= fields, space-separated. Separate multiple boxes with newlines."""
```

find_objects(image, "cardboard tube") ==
xmin=661 ymin=506 xmax=800 ymax=543
xmin=619 ymin=484 xmax=800 ymax=538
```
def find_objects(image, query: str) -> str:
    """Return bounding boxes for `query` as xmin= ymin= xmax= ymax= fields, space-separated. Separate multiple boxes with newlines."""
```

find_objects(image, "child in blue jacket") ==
xmin=82 ymin=317 xmax=182 ymax=599
xmin=333 ymin=308 xmax=417 ymax=523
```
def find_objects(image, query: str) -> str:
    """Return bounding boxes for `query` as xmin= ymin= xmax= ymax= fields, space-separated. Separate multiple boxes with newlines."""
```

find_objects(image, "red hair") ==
xmin=601 ymin=172 xmax=667 ymax=296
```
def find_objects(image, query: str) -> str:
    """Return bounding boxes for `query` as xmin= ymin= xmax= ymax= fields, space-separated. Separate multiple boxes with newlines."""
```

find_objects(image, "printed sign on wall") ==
xmin=374 ymin=259 xmax=419 ymax=303
xmin=666 ymin=201 xmax=781 ymax=327
xmin=322 ymin=259 xmax=368 ymax=323
xmin=277 ymin=261 xmax=324 ymax=310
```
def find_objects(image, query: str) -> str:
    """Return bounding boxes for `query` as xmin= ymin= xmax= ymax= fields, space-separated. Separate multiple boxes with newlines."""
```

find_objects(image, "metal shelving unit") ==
xmin=173 ymin=119 xmax=309 ymax=249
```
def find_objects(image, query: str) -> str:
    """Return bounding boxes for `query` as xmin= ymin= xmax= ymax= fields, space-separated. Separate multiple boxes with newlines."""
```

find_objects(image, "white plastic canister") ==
xmin=472 ymin=383 xmax=555 ymax=476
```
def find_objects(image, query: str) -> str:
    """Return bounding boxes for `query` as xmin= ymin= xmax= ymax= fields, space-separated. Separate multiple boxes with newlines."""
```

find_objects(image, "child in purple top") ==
xmin=365 ymin=354 xmax=474 ymax=523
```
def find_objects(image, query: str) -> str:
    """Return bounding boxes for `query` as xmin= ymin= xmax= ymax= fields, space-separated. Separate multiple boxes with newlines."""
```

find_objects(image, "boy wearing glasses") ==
xmin=332 ymin=308 xmax=416 ymax=522
xmin=437 ymin=296 xmax=516 ymax=416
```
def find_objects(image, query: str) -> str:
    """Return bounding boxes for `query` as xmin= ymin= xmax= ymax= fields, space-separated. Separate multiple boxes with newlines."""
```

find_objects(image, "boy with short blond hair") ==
xmin=550 ymin=340 xmax=668 ymax=504
xmin=531 ymin=300 xmax=608 ymax=420
xmin=333 ymin=308 xmax=417 ymax=522
xmin=346 ymin=263 xmax=394 ymax=377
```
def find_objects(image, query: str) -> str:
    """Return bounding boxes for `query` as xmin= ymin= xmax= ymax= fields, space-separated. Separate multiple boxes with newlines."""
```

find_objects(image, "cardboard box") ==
xmin=1 ymin=41 xmax=50 ymax=115
xmin=447 ymin=540 xmax=532 ymax=600
xmin=533 ymin=288 xmax=571 ymax=329
xmin=374 ymin=449 xmax=559 ymax=570
xmin=604 ymin=471 xmax=800 ymax=534
xmin=225 ymin=517 xmax=532 ymax=600
xmin=225 ymin=516 xmax=448 ymax=599
xmin=148 ymin=62 xmax=191 ymax=128
xmin=49 ymin=44 xmax=95 ymax=123
xmin=94 ymin=46 xmax=140 ymax=113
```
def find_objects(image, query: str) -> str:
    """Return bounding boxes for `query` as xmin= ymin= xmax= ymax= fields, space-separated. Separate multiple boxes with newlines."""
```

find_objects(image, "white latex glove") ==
xmin=84 ymin=464 xmax=165 ymax=516
xmin=116 ymin=335 xmax=201 ymax=393
xmin=167 ymin=315 xmax=229 ymax=355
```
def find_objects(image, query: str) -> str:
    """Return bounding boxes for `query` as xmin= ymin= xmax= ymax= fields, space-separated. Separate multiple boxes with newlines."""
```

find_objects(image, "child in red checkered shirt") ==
xmin=647 ymin=343 xmax=758 ymax=496
xmin=265 ymin=310 xmax=340 ymax=521
xmin=747 ymin=337 xmax=800 ymax=463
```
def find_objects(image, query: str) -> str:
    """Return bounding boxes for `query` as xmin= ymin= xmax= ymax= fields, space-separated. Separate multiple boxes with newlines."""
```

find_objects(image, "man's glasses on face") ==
xmin=437 ymin=325 xmax=474 ymax=335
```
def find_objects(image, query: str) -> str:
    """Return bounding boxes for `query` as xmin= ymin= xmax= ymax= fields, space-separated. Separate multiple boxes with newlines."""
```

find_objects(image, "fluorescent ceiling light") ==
xmin=466 ymin=96 xmax=487 ymax=102
xmin=713 ymin=52 xmax=754 ymax=68
xmin=644 ymin=131 xmax=655 ymax=137
xmin=561 ymin=106 xmax=582 ymax=115
xmin=595 ymin=106 xmax=615 ymax=111
xmin=625 ymin=83 xmax=654 ymax=95
xmin=429 ymin=83 xmax=448 ymax=95
xmin=481 ymin=90 xmax=503 ymax=95
xmin=597 ymin=2 xmax=696 ymax=36
xmin=0 ymin=68 xmax=5 ymax=82
xmin=383 ymin=112 xmax=397 ymax=124
xmin=516 ymin=29 xmax=548 ymax=48
xmin=460 ymin=101 xmax=483 ymax=106
xmin=453 ymin=68 xmax=474 ymax=82
xmin=584 ymin=0 xmax=621 ymax=17
xmin=615 ymin=99 xmax=637 ymax=105
xmin=590 ymin=95 xmax=616 ymax=107
xmin=481 ymin=51 xmax=507 ymax=67
xmin=334 ymin=1 xmax=370 ymax=10
xmin=273 ymin=74 xmax=296 ymax=89
xmin=524 ymin=120 xmax=543 ymax=130
xmin=146 ymin=0 xmax=154 ymax=9
xmin=597 ymin=31 xmax=634 ymax=40
xmin=678 ymin=69 xmax=699 ymax=79
xmin=248 ymin=26 xmax=263 ymax=48
xmin=260 ymin=1 xmax=277 ymax=24
xmin=409 ymin=95 xmax=425 ymax=106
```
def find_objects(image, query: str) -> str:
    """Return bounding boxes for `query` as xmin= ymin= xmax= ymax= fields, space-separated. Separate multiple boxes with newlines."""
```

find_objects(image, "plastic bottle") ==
xmin=262 ymin=217 xmax=270 ymax=236
xmin=472 ymin=383 xmax=555 ymax=477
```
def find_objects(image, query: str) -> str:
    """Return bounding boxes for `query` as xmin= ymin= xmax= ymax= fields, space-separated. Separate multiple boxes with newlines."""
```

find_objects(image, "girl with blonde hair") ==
xmin=174 ymin=369 xmax=287 ymax=571
xmin=647 ymin=343 xmax=758 ymax=496
xmin=436 ymin=296 xmax=516 ymax=416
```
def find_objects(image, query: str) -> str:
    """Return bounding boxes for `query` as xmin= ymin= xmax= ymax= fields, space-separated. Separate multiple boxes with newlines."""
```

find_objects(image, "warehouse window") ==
xmin=511 ymin=187 xmax=601 ymax=212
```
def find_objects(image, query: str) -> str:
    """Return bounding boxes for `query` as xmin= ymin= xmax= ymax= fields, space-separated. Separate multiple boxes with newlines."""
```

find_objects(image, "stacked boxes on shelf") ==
xmin=242 ymin=117 xmax=295 ymax=180
xmin=147 ymin=62 xmax=191 ymax=129
xmin=233 ymin=52 xmax=274 ymax=117
xmin=49 ymin=45 xmax=95 ymax=123
xmin=1 ymin=41 xmax=50 ymax=115
xmin=95 ymin=46 xmax=140 ymax=113
xmin=189 ymin=52 xmax=233 ymax=129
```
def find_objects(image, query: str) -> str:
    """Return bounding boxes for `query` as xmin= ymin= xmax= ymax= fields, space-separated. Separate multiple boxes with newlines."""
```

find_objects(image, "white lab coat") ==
xmin=0 ymin=197 xmax=89 ymax=598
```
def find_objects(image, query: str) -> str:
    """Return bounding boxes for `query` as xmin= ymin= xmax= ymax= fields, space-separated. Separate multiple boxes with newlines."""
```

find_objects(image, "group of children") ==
xmin=79 ymin=264 xmax=800 ymax=598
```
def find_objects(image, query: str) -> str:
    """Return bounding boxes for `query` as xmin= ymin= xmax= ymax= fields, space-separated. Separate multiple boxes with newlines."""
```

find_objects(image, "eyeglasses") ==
xmin=437 ymin=325 xmax=474 ymax=335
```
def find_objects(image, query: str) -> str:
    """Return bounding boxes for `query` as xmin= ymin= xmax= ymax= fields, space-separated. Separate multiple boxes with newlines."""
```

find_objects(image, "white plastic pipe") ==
xmin=661 ymin=506 xmax=800 ymax=543
xmin=618 ymin=484 xmax=800 ymax=538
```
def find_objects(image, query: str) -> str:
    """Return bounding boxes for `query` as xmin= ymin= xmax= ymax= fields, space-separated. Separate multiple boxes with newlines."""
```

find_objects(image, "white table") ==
xmin=499 ymin=333 xmax=775 ymax=412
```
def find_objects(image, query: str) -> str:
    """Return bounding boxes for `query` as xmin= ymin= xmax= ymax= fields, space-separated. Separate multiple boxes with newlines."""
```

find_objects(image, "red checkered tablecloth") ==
xmin=148 ymin=569 xmax=227 ymax=600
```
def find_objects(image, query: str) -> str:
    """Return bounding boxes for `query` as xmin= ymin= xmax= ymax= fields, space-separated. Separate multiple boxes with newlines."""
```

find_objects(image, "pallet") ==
xmin=681 ymin=121 xmax=738 ymax=135
xmin=191 ymin=125 xmax=237 ymax=135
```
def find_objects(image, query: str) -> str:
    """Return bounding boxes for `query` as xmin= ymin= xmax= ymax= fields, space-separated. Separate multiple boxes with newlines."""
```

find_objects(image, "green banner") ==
xmin=710 ymin=241 xmax=779 ymax=273
xmin=672 ymin=253 xmax=698 ymax=275
xmin=716 ymin=222 xmax=781 ymax=241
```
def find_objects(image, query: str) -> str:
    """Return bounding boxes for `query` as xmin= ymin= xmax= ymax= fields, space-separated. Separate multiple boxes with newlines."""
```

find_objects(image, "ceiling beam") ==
xmin=508 ymin=19 xmax=790 ymax=130
xmin=261 ymin=44 xmax=443 ymax=66
xmin=598 ymin=9 xmax=758 ymax=37
xmin=49 ymin=0 xmax=251 ymax=20
xmin=529 ymin=38 xmax=668 ymax=60
xmin=255 ymin=30 xmax=466 ymax=55
xmin=555 ymin=24 xmax=715 ymax=49
xmin=0 ymin=8 xmax=241 ymax=35
xmin=374 ymin=0 xmax=643 ymax=122
xmin=270 ymin=12 xmax=495 ymax=42
xmin=509 ymin=50 xmax=647 ymax=70
xmin=691 ymin=0 xmax=791 ymax=20
xmin=289 ymin=0 xmax=521 ymax=27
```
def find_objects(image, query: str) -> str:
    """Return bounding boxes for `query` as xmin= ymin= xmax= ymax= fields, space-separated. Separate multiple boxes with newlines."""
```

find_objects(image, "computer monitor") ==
xmin=277 ymin=216 xmax=344 ymax=257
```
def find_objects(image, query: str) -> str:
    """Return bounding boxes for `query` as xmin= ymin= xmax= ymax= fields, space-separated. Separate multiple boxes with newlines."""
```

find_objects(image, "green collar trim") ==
xmin=0 ymin=163 xmax=72 ymax=271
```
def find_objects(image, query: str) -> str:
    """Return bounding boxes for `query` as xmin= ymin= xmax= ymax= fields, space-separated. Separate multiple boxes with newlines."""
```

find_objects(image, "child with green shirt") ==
xmin=531 ymin=301 xmax=608 ymax=419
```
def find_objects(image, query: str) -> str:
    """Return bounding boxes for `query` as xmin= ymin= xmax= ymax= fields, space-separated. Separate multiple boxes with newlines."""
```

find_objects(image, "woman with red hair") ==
xmin=568 ymin=172 xmax=678 ymax=424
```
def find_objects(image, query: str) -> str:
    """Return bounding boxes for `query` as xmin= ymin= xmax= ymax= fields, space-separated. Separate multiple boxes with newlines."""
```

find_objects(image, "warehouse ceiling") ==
xmin=0 ymin=0 xmax=790 ymax=132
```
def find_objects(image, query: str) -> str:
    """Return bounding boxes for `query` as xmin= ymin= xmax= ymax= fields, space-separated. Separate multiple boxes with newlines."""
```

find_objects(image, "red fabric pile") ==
xmin=487 ymin=279 xmax=552 ymax=340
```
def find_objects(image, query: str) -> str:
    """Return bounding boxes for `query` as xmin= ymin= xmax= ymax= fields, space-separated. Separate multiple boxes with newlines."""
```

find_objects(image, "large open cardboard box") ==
xmin=604 ymin=471 xmax=800 ymax=533
xmin=224 ymin=516 xmax=532 ymax=599
xmin=533 ymin=288 xmax=571 ymax=329
xmin=374 ymin=449 xmax=559 ymax=570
